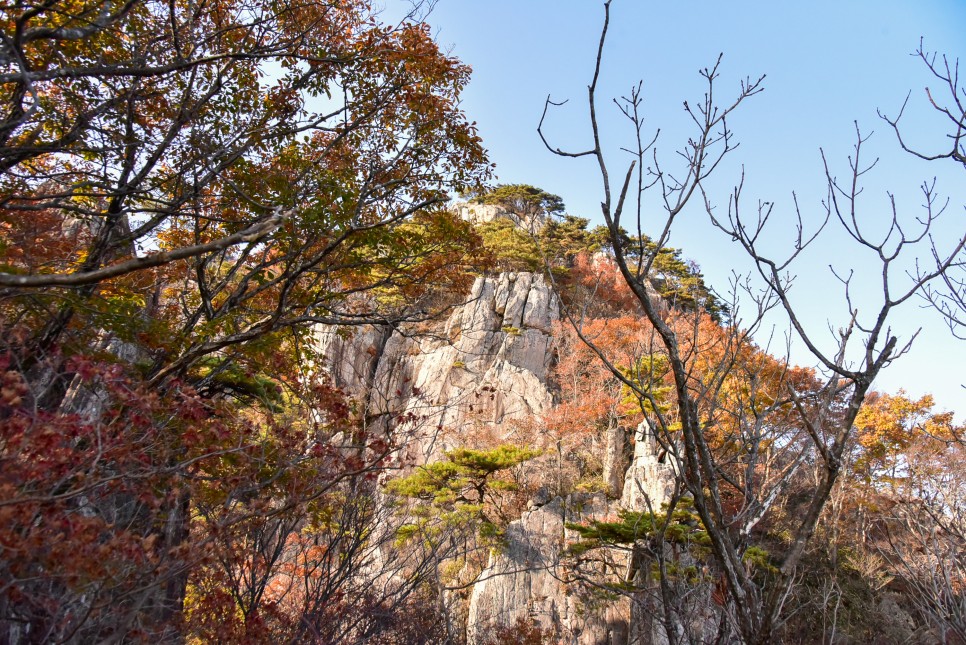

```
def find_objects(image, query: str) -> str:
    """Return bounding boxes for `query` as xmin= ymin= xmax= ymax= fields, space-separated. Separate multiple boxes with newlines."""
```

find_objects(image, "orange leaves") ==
xmin=0 ymin=356 xmax=198 ymax=637
xmin=567 ymin=252 xmax=643 ymax=315
xmin=0 ymin=340 xmax=397 ymax=641
xmin=851 ymin=390 xmax=962 ymax=486
xmin=0 ymin=0 xmax=490 ymax=638
xmin=855 ymin=391 xmax=951 ymax=448
xmin=0 ymin=206 xmax=90 ymax=277
xmin=547 ymin=316 xmax=655 ymax=441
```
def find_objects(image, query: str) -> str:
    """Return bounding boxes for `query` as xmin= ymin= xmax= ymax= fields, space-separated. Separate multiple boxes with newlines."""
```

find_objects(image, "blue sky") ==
xmin=398 ymin=1 xmax=966 ymax=418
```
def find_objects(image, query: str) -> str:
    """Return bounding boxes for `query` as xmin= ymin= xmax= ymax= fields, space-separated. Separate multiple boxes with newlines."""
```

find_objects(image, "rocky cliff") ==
xmin=314 ymin=267 xmax=686 ymax=644
xmin=453 ymin=202 xmax=547 ymax=233
xmin=314 ymin=271 xmax=558 ymax=460
xmin=465 ymin=494 xmax=629 ymax=645
xmin=463 ymin=420 xmax=677 ymax=645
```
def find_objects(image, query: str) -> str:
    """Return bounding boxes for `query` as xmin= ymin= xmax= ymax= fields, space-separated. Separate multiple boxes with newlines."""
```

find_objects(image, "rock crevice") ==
xmin=314 ymin=272 xmax=559 ymax=459
xmin=315 ymin=270 xmax=696 ymax=644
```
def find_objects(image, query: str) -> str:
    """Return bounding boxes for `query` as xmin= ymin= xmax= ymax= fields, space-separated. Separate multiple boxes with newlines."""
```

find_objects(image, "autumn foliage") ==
xmin=0 ymin=0 xmax=489 ymax=641
xmin=0 ymin=0 xmax=964 ymax=640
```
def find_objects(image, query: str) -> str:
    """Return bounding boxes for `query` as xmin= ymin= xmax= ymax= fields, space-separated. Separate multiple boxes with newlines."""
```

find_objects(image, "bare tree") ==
xmin=882 ymin=474 xmax=966 ymax=643
xmin=540 ymin=2 xmax=966 ymax=643
xmin=880 ymin=42 xmax=966 ymax=343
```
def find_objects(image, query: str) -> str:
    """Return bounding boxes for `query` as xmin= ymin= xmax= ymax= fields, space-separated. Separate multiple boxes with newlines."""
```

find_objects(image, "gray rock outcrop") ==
xmin=466 ymin=494 xmax=630 ymax=645
xmin=602 ymin=425 xmax=632 ymax=499
xmin=313 ymin=272 xmax=559 ymax=460
xmin=313 ymin=268 xmax=705 ymax=644
xmin=454 ymin=202 xmax=547 ymax=233
xmin=622 ymin=421 xmax=677 ymax=512
xmin=466 ymin=421 xmax=687 ymax=645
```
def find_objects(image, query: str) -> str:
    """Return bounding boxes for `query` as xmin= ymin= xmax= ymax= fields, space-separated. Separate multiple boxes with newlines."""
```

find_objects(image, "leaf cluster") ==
xmin=566 ymin=498 xmax=712 ymax=557
xmin=470 ymin=183 xmax=566 ymax=218
xmin=387 ymin=444 xmax=540 ymax=541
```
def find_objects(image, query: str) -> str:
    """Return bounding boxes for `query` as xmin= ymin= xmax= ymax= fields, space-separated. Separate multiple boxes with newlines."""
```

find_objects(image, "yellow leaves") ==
xmin=855 ymin=390 xmax=938 ymax=451
xmin=850 ymin=389 xmax=963 ymax=487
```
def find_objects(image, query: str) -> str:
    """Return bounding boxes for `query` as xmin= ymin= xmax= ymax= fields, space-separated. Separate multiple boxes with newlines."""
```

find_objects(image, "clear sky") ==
xmin=396 ymin=1 xmax=966 ymax=419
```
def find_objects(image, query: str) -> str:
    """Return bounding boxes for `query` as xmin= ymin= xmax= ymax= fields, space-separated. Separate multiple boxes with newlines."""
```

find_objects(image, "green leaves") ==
xmin=471 ymin=184 xmax=566 ymax=218
xmin=566 ymin=497 xmax=712 ymax=555
xmin=386 ymin=444 xmax=540 ymax=542
xmin=388 ymin=444 xmax=540 ymax=504
xmin=477 ymin=217 xmax=543 ymax=271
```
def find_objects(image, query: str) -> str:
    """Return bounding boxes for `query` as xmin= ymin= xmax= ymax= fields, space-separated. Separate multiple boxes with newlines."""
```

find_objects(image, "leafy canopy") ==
xmin=387 ymin=444 xmax=540 ymax=541
xmin=0 ymin=0 xmax=491 ymax=640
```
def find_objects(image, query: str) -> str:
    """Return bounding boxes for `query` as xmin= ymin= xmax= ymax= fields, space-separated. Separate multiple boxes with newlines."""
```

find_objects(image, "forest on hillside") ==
xmin=0 ymin=0 xmax=964 ymax=643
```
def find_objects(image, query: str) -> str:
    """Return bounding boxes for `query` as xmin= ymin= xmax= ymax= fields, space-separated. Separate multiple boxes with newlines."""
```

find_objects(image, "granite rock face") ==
xmin=621 ymin=423 xmax=718 ymax=645
xmin=453 ymin=202 xmax=548 ymax=234
xmin=313 ymin=270 xmax=701 ymax=643
xmin=602 ymin=425 xmax=632 ymax=499
xmin=313 ymin=323 xmax=390 ymax=396
xmin=621 ymin=421 xmax=678 ymax=513
xmin=464 ymin=420 xmax=681 ymax=645
xmin=465 ymin=494 xmax=630 ymax=645
xmin=313 ymin=272 xmax=559 ymax=460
